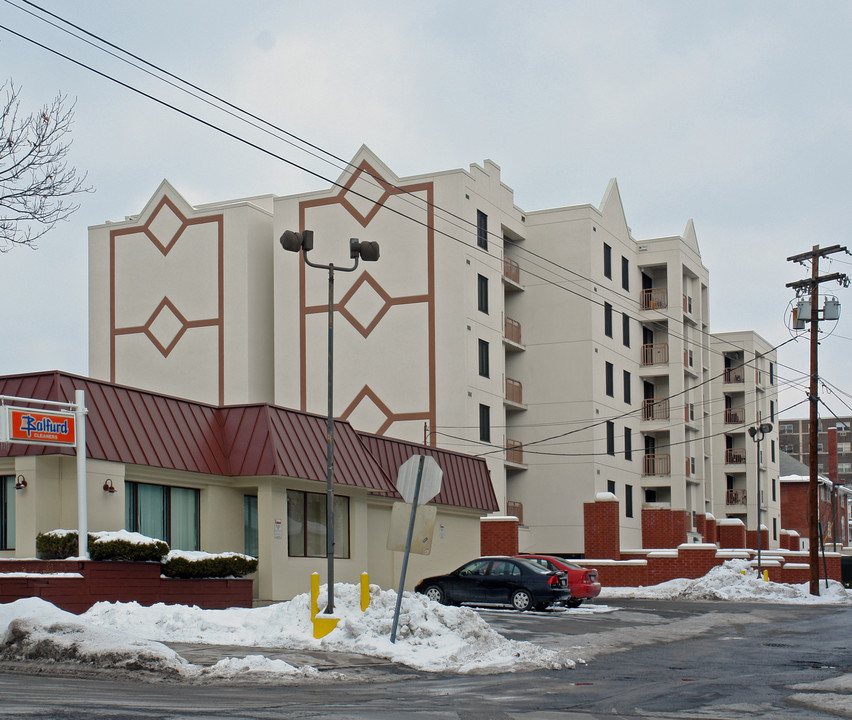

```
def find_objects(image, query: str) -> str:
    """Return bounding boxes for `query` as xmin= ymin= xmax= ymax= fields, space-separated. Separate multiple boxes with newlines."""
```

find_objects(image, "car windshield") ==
xmin=512 ymin=557 xmax=551 ymax=574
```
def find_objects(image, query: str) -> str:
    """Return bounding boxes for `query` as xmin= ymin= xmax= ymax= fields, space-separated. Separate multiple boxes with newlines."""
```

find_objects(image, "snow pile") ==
xmin=163 ymin=549 xmax=255 ymax=563
xmin=601 ymin=559 xmax=852 ymax=603
xmin=89 ymin=530 xmax=162 ymax=545
xmin=83 ymin=583 xmax=573 ymax=673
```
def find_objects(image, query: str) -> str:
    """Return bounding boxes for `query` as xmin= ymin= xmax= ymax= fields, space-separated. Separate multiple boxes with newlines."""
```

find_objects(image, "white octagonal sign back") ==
xmin=395 ymin=455 xmax=443 ymax=505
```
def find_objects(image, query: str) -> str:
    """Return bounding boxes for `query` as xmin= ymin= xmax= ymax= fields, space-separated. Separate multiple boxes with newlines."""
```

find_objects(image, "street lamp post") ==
xmin=748 ymin=422 xmax=773 ymax=576
xmin=280 ymin=230 xmax=379 ymax=614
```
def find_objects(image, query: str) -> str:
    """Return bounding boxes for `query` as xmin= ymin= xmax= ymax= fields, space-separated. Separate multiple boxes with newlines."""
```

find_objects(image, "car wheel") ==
xmin=423 ymin=585 xmax=446 ymax=604
xmin=566 ymin=599 xmax=583 ymax=608
xmin=511 ymin=589 xmax=533 ymax=611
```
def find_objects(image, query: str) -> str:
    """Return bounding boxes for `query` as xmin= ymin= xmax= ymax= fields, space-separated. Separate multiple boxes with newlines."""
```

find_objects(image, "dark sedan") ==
xmin=414 ymin=556 xmax=572 ymax=611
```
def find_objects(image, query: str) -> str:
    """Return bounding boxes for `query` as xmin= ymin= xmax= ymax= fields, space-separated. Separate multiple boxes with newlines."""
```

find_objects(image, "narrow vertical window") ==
xmin=624 ymin=427 xmax=632 ymax=461
xmin=607 ymin=480 xmax=616 ymax=495
xmin=605 ymin=361 xmax=614 ymax=397
xmin=621 ymin=256 xmax=629 ymax=291
xmin=604 ymin=302 xmax=613 ymax=337
xmin=0 ymin=476 xmax=14 ymax=550
xmin=477 ymin=274 xmax=488 ymax=314
xmin=622 ymin=313 xmax=630 ymax=347
xmin=478 ymin=339 xmax=490 ymax=378
xmin=625 ymin=484 xmax=633 ymax=517
xmin=477 ymin=210 xmax=488 ymax=250
xmin=770 ymin=400 xmax=775 ymax=423
xmin=606 ymin=421 xmax=615 ymax=455
xmin=244 ymin=495 xmax=258 ymax=557
xmin=623 ymin=370 xmax=631 ymax=404
xmin=603 ymin=243 xmax=612 ymax=279
xmin=770 ymin=362 xmax=775 ymax=385
xmin=479 ymin=404 xmax=491 ymax=443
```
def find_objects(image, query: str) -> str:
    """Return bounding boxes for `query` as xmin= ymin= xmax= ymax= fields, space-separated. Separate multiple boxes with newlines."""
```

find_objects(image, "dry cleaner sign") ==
xmin=1 ymin=406 xmax=77 ymax=446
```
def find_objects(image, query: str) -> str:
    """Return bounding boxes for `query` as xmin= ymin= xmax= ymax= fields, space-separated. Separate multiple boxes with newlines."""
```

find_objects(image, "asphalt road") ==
xmin=0 ymin=598 xmax=850 ymax=719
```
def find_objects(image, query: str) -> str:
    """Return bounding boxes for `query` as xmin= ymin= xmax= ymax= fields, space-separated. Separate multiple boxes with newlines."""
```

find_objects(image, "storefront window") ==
xmin=125 ymin=481 xmax=199 ymax=550
xmin=286 ymin=490 xmax=349 ymax=558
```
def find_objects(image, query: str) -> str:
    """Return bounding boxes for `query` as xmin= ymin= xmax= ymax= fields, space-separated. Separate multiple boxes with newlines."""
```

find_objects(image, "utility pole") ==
xmin=786 ymin=244 xmax=849 ymax=596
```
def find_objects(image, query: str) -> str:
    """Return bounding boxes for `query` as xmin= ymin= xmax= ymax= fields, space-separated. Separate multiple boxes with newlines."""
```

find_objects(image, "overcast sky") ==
xmin=1 ymin=1 xmax=850 ymax=419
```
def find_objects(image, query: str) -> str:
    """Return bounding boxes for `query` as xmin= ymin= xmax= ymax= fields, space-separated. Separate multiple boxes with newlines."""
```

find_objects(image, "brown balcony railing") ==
xmin=726 ymin=448 xmax=747 ymax=464
xmin=685 ymin=458 xmax=691 ymax=477
xmin=724 ymin=367 xmax=745 ymax=384
xmin=506 ymin=500 xmax=524 ymax=525
xmin=725 ymin=408 xmax=746 ymax=424
xmin=504 ymin=317 xmax=522 ymax=345
xmin=726 ymin=489 xmax=747 ymax=505
xmin=506 ymin=438 xmax=524 ymax=464
xmin=641 ymin=287 xmax=668 ymax=310
xmin=503 ymin=256 xmax=520 ymax=284
xmin=642 ymin=398 xmax=669 ymax=420
xmin=643 ymin=453 xmax=671 ymax=476
xmin=641 ymin=342 xmax=669 ymax=366
xmin=506 ymin=377 xmax=523 ymax=404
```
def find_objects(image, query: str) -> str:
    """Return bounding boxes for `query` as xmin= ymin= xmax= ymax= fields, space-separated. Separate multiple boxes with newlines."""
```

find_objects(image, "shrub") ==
xmin=35 ymin=530 xmax=169 ymax=562
xmin=35 ymin=530 xmax=80 ymax=559
xmin=161 ymin=552 xmax=258 ymax=579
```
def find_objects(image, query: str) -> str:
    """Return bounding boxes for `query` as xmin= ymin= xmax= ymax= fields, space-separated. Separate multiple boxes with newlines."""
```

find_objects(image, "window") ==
xmin=477 ymin=210 xmax=488 ymax=250
xmin=287 ymin=490 xmax=350 ymax=558
xmin=605 ymin=362 xmax=614 ymax=397
xmin=622 ymin=313 xmax=630 ymax=347
xmin=624 ymin=427 xmax=632 ymax=461
xmin=771 ymin=440 xmax=776 ymax=463
xmin=478 ymin=339 xmax=490 ymax=378
xmin=770 ymin=401 xmax=775 ymax=423
xmin=625 ymin=484 xmax=633 ymax=518
xmin=603 ymin=243 xmax=612 ymax=279
xmin=771 ymin=477 xmax=777 ymax=502
xmin=125 ymin=481 xmax=199 ymax=550
xmin=604 ymin=302 xmax=613 ymax=337
xmin=770 ymin=362 xmax=775 ymax=385
xmin=244 ymin=495 xmax=258 ymax=557
xmin=773 ymin=517 xmax=777 ymax=540
xmin=690 ymin=457 xmax=696 ymax=474
xmin=479 ymin=404 xmax=491 ymax=443
xmin=477 ymin=274 xmax=488 ymax=314
xmin=606 ymin=421 xmax=615 ymax=456
xmin=623 ymin=370 xmax=631 ymax=404
xmin=780 ymin=423 xmax=793 ymax=434
xmin=621 ymin=256 xmax=629 ymax=291
xmin=0 ymin=476 xmax=15 ymax=550
xmin=607 ymin=480 xmax=616 ymax=495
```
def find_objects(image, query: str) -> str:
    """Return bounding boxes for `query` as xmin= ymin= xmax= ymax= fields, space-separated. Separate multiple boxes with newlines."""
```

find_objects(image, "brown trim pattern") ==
xmin=109 ymin=195 xmax=225 ymax=405
xmin=297 ymin=159 xmax=436 ymax=441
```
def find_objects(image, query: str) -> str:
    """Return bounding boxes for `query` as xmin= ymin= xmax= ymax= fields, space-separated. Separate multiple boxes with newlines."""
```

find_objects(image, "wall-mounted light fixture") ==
xmin=14 ymin=474 xmax=27 ymax=490
xmin=103 ymin=479 xmax=116 ymax=493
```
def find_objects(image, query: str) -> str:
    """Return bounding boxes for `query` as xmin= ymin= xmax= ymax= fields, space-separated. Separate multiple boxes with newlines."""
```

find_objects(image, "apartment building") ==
xmin=87 ymin=145 xmax=777 ymax=556
xmin=709 ymin=332 xmax=781 ymax=544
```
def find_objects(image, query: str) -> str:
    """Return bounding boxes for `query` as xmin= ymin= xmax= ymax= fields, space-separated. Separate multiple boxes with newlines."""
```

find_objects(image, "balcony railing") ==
xmin=640 ymin=287 xmax=668 ymax=310
xmin=725 ymin=408 xmax=746 ymax=424
xmin=505 ymin=377 xmax=523 ymax=405
xmin=504 ymin=317 xmax=522 ymax=345
xmin=506 ymin=438 xmax=524 ymax=464
xmin=641 ymin=342 xmax=669 ymax=366
xmin=643 ymin=453 xmax=671 ymax=476
xmin=506 ymin=500 xmax=524 ymax=525
xmin=503 ymin=256 xmax=520 ymax=284
xmin=724 ymin=367 xmax=746 ymax=384
xmin=642 ymin=398 xmax=670 ymax=420
xmin=726 ymin=489 xmax=747 ymax=505
xmin=726 ymin=448 xmax=747 ymax=464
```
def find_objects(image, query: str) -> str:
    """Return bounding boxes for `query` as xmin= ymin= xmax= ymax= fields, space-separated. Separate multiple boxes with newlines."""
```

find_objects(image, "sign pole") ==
xmin=75 ymin=390 xmax=88 ymax=559
xmin=390 ymin=455 xmax=424 ymax=644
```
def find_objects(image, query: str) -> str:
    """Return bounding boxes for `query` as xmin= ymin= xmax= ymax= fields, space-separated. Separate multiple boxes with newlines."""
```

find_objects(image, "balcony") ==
xmin=505 ymin=438 xmax=524 ymax=465
xmin=726 ymin=489 xmax=747 ymax=505
xmin=725 ymin=448 xmax=747 ymax=465
xmin=725 ymin=408 xmax=746 ymax=425
xmin=505 ymin=378 xmax=525 ymax=409
xmin=502 ymin=256 xmax=522 ymax=290
xmin=642 ymin=398 xmax=670 ymax=421
xmin=506 ymin=500 xmax=524 ymax=525
xmin=724 ymin=367 xmax=746 ymax=384
xmin=641 ymin=342 xmax=669 ymax=366
xmin=640 ymin=287 xmax=668 ymax=311
xmin=643 ymin=453 xmax=671 ymax=476
xmin=504 ymin=317 xmax=523 ymax=350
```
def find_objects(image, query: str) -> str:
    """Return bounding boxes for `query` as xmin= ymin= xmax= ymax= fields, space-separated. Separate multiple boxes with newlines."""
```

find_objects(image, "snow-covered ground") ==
xmin=0 ymin=559 xmax=849 ymax=682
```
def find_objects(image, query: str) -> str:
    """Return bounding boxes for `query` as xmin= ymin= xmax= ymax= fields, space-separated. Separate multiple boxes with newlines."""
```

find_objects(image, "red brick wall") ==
xmin=718 ymin=521 xmax=747 ymax=548
xmin=641 ymin=507 xmax=689 ymax=548
xmin=583 ymin=499 xmax=620 ymax=559
xmin=0 ymin=561 xmax=253 ymax=614
xmin=746 ymin=528 xmax=770 ymax=550
xmin=480 ymin=518 xmax=519 ymax=556
xmin=704 ymin=516 xmax=718 ymax=544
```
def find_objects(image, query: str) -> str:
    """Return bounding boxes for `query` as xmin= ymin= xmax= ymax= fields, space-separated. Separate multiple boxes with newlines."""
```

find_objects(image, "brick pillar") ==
xmin=583 ymin=493 xmax=620 ymax=559
xmin=641 ymin=506 xmax=689 ymax=548
xmin=718 ymin=518 xmax=747 ymax=548
xmin=480 ymin=517 xmax=519 ymax=556
xmin=704 ymin=513 xmax=718 ymax=545
xmin=779 ymin=529 xmax=791 ymax=550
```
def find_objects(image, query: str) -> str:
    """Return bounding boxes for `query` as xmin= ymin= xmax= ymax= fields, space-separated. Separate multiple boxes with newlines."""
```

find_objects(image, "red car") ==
xmin=516 ymin=554 xmax=601 ymax=607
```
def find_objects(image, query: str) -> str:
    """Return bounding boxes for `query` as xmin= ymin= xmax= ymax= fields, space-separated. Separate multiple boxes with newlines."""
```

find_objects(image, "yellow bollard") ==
xmin=310 ymin=572 xmax=339 ymax=639
xmin=763 ymin=569 xmax=769 ymax=582
xmin=360 ymin=572 xmax=370 ymax=612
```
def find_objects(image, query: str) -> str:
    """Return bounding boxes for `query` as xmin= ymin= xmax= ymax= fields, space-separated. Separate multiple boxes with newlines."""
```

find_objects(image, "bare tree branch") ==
xmin=0 ymin=79 xmax=93 ymax=251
